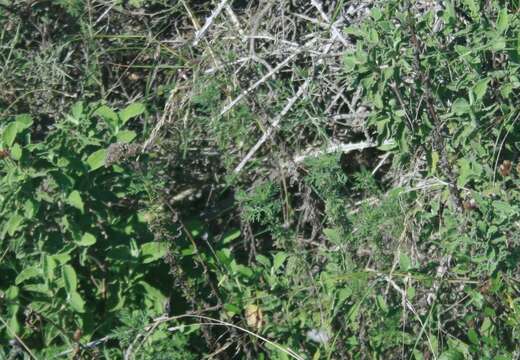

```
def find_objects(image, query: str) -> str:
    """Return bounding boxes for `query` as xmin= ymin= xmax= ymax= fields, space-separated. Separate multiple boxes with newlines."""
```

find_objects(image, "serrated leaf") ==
xmin=69 ymin=291 xmax=85 ymax=313
xmin=62 ymin=264 xmax=78 ymax=294
xmin=141 ymin=242 xmax=168 ymax=264
xmin=87 ymin=149 xmax=106 ymax=170
xmin=77 ymin=232 xmax=96 ymax=246
xmin=119 ymin=102 xmax=145 ymax=125
xmin=496 ymin=8 xmax=509 ymax=34
xmin=67 ymin=190 xmax=84 ymax=213
xmin=3 ymin=122 xmax=18 ymax=148
xmin=15 ymin=266 xmax=41 ymax=285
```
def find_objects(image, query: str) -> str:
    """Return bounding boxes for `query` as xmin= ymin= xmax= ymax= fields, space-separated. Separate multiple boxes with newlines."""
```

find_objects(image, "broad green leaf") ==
xmin=367 ymin=29 xmax=379 ymax=44
xmin=7 ymin=315 xmax=20 ymax=337
xmin=493 ymin=201 xmax=516 ymax=216
xmin=439 ymin=349 xmax=464 ymax=360
xmin=71 ymin=101 xmax=83 ymax=119
xmin=496 ymin=8 xmax=509 ymax=34
xmin=15 ymin=114 xmax=33 ymax=130
xmin=5 ymin=286 xmax=19 ymax=301
xmin=10 ymin=143 xmax=22 ymax=160
xmin=94 ymin=105 xmax=119 ymax=130
xmin=24 ymin=199 xmax=36 ymax=219
xmin=67 ymin=190 xmax=84 ymax=213
xmin=69 ymin=291 xmax=85 ymax=313
xmin=87 ymin=149 xmax=107 ymax=170
xmin=452 ymin=98 xmax=470 ymax=115
xmin=399 ymin=253 xmax=411 ymax=271
xmin=62 ymin=264 xmax=78 ymax=293
xmin=6 ymin=214 xmax=23 ymax=236
xmin=467 ymin=328 xmax=479 ymax=345
xmin=116 ymin=130 xmax=136 ymax=143
xmin=457 ymin=158 xmax=471 ymax=187
xmin=23 ymin=283 xmax=51 ymax=295
xmin=15 ymin=266 xmax=41 ymax=285
xmin=2 ymin=122 xmax=18 ymax=147
xmin=141 ymin=242 xmax=168 ymax=263
xmin=473 ymin=78 xmax=489 ymax=101
xmin=324 ymin=227 xmax=342 ymax=244
xmin=77 ymin=232 xmax=96 ymax=246
xmin=490 ymin=36 xmax=506 ymax=51
xmin=119 ymin=102 xmax=145 ymax=125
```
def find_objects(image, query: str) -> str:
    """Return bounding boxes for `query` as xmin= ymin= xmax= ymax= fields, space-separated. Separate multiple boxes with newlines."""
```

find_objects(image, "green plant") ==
xmin=0 ymin=102 xmax=171 ymax=357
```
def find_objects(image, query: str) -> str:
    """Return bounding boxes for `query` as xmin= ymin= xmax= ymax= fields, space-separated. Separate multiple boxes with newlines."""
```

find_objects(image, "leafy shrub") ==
xmin=0 ymin=102 xmax=170 ymax=357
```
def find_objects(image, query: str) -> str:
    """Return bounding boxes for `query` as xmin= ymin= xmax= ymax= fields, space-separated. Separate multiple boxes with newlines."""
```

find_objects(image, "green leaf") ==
xmin=116 ymin=130 xmax=136 ymax=143
xmin=457 ymin=158 xmax=471 ymax=187
xmin=376 ymin=295 xmax=388 ymax=312
xmin=94 ymin=105 xmax=119 ymax=130
xmin=439 ymin=349 xmax=464 ymax=360
xmin=87 ymin=149 xmax=107 ymax=170
xmin=15 ymin=114 xmax=33 ymax=130
xmin=6 ymin=214 xmax=23 ymax=236
xmin=367 ymin=29 xmax=379 ymax=44
xmin=15 ymin=266 xmax=41 ymax=285
xmin=77 ymin=232 xmax=96 ymax=246
xmin=7 ymin=315 xmax=20 ymax=337
xmin=399 ymin=253 xmax=411 ymax=271
xmin=496 ymin=8 xmax=509 ymax=34
xmin=67 ymin=190 xmax=84 ymax=213
xmin=272 ymin=252 xmax=288 ymax=272
xmin=141 ymin=242 xmax=169 ymax=264
xmin=491 ymin=36 xmax=506 ymax=51
xmin=324 ymin=227 xmax=342 ymax=244
xmin=62 ymin=264 xmax=78 ymax=294
xmin=69 ymin=291 xmax=86 ymax=313
xmin=10 ymin=143 xmax=22 ymax=160
xmin=221 ymin=229 xmax=240 ymax=244
xmin=467 ymin=328 xmax=479 ymax=345
xmin=473 ymin=78 xmax=489 ymax=101
xmin=430 ymin=150 xmax=439 ymax=175
xmin=452 ymin=98 xmax=470 ymax=115
xmin=3 ymin=122 xmax=18 ymax=148
xmin=119 ymin=102 xmax=145 ymax=125
xmin=43 ymin=254 xmax=56 ymax=281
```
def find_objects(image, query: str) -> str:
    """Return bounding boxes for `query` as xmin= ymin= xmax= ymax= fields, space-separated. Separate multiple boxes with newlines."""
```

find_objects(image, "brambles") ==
xmin=1 ymin=1 xmax=520 ymax=359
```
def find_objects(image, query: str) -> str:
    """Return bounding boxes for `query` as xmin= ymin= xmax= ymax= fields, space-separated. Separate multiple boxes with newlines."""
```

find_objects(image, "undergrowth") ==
xmin=1 ymin=1 xmax=520 ymax=359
